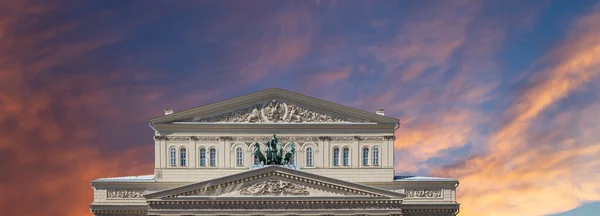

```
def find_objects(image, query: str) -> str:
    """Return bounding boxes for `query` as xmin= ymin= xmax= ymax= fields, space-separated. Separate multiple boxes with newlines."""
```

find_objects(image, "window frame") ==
xmin=373 ymin=146 xmax=380 ymax=166
xmin=332 ymin=147 xmax=340 ymax=166
xmin=199 ymin=148 xmax=206 ymax=167
xmin=306 ymin=147 xmax=313 ymax=167
xmin=342 ymin=147 xmax=350 ymax=166
xmin=179 ymin=147 xmax=187 ymax=167
xmin=362 ymin=147 xmax=369 ymax=166
xmin=235 ymin=147 xmax=244 ymax=167
xmin=209 ymin=148 xmax=217 ymax=167
xmin=169 ymin=146 xmax=177 ymax=167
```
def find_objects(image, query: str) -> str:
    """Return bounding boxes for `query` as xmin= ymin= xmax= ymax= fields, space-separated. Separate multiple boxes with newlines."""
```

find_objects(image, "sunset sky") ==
xmin=1 ymin=0 xmax=600 ymax=215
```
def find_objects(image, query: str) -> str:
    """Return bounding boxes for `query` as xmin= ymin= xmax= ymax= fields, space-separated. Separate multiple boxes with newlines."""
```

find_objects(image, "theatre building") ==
xmin=90 ymin=88 xmax=460 ymax=216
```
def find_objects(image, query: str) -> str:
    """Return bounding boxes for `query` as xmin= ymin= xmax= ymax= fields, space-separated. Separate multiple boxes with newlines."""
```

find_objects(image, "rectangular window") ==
xmin=363 ymin=148 xmax=369 ymax=166
xmin=306 ymin=148 xmax=313 ymax=167
xmin=373 ymin=147 xmax=380 ymax=166
xmin=343 ymin=148 xmax=349 ymax=166
xmin=333 ymin=148 xmax=339 ymax=166
xmin=209 ymin=149 xmax=216 ymax=167
xmin=199 ymin=149 xmax=206 ymax=166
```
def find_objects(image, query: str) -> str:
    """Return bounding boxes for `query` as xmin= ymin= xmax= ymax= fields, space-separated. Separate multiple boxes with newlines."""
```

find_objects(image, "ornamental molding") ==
xmin=384 ymin=135 xmax=396 ymax=141
xmin=189 ymin=99 xmax=359 ymax=123
xmin=239 ymin=180 xmax=309 ymax=196
xmin=107 ymin=189 xmax=145 ymax=199
xmin=405 ymin=189 xmax=442 ymax=198
xmin=326 ymin=136 xmax=384 ymax=141
xmin=402 ymin=209 xmax=458 ymax=216
xmin=159 ymin=136 xmax=385 ymax=143
xmin=167 ymin=171 xmax=380 ymax=198
xmin=91 ymin=210 xmax=146 ymax=216
xmin=148 ymin=200 xmax=402 ymax=210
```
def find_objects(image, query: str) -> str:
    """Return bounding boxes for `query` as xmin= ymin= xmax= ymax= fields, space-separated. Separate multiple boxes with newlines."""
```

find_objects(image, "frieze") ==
xmin=148 ymin=200 xmax=402 ymax=210
xmin=329 ymin=136 xmax=355 ymax=141
xmin=359 ymin=136 xmax=384 ymax=141
xmin=167 ymin=136 xmax=191 ymax=142
xmin=384 ymin=135 xmax=396 ymax=141
xmin=191 ymin=100 xmax=358 ymax=123
xmin=403 ymin=209 xmax=457 ymax=216
xmin=91 ymin=210 xmax=146 ymax=216
xmin=405 ymin=189 xmax=442 ymax=198
xmin=107 ymin=189 xmax=145 ymax=199
xmin=232 ymin=136 xmax=319 ymax=143
xmin=239 ymin=180 xmax=309 ymax=196
xmin=195 ymin=136 xmax=220 ymax=141
xmin=161 ymin=136 xmax=380 ymax=142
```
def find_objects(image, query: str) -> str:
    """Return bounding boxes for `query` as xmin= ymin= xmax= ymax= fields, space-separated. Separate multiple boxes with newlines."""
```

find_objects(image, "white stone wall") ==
xmin=153 ymin=133 xmax=395 ymax=182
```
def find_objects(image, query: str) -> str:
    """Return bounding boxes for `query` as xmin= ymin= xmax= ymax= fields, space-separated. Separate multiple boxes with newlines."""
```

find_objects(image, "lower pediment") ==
xmin=145 ymin=166 xmax=404 ymax=200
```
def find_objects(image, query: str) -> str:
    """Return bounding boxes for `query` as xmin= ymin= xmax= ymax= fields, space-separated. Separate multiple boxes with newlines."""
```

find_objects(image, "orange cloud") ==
xmin=433 ymin=4 xmax=600 ymax=216
xmin=0 ymin=2 xmax=160 ymax=215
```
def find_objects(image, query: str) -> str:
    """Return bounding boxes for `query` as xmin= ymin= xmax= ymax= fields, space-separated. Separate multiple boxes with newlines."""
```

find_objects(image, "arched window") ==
xmin=363 ymin=147 xmax=369 ymax=166
xmin=209 ymin=148 xmax=216 ymax=167
xmin=199 ymin=148 xmax=206 ymax=167
xmin=180 ymin=148 xmax=187 ymax=166
xmin=169 ymin=146 xmax=177 ymax=167
xmin=333 ymin=147 xmax=340 ymax=166
xmin=343 ymin=147 xmax=350 ymax=166
xmin=306 ymin=147 xmax=313 ymax=167
xmin=373 ymin=147 xmax=380 ymax=166
xmin=236 ymin=147 xmax=243 ymax=167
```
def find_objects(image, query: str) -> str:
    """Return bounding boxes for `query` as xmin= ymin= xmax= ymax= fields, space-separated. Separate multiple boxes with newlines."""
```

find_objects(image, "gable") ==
xmin=182 ymin=99 xmax=362 ymax=123
xmin=150 ymin=88 xmax=398 ymax=125
xmin=145 ymin=166 xmax=404 ymax=199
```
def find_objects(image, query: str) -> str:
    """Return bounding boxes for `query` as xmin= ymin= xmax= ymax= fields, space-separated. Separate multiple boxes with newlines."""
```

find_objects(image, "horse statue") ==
xmin=283 ymin=142 xmax=296 ymax=165
xmin=275 ymin=140 xmax=284 ymax=164
xmin=265 ymin=134 xmax=279 ymax=165
xmin=252 ymin=142 xmax=266 ymax=165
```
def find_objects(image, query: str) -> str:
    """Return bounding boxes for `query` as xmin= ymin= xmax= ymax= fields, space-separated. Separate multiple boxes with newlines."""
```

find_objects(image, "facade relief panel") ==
xmin=106 ymin=189 xmax=146 ymax=199
xmin=186 ymin=99 xmax=363 ymax=123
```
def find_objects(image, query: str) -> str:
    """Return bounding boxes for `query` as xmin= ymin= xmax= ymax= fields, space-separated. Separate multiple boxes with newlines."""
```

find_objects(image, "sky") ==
xmin=1 ymin=0 xmax=600 ymax=215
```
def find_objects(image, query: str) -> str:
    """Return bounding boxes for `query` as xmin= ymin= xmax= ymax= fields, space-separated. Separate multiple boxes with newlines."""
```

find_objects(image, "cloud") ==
xmin=0 ymin=2 xmax=172 ymax=215
xmin=433 ymin=4 xmax=600 ymax=216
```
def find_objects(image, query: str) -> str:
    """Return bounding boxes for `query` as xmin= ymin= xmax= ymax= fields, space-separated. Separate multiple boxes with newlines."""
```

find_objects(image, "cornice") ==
xmin=154 ymin=135 xmax=395 ymax=142
xmin=150 ymin=88 xmax=399 ymax=124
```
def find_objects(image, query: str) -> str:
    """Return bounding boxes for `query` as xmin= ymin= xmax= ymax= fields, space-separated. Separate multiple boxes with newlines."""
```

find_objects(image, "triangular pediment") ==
xmin=150 ymin=88 xmax=398 ymax=124
xmin=145 ymin=166 xmax=404 ymax=200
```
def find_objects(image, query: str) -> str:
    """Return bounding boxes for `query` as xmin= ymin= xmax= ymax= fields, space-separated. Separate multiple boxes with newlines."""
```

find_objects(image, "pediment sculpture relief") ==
xmin=191 ymin=99 xmax=357 ymax=123
xmin=239 ymin=180 xmax=309 ymax=196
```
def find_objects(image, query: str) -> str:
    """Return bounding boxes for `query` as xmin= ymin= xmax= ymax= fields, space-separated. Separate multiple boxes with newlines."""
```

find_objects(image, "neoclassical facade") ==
xmin=90 ymin=88 xmax=460 ymax=215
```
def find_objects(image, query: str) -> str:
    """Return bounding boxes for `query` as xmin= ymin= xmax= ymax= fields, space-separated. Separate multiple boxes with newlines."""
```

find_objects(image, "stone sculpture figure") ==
xmin=252 ymin=142 xmax=267 ymax=165
xmin=252 ymin=134 xmax=297 ymax=166
xmin=283 ymin=142 xmax=295 ymax=165
xmin=276 ymin=141 xmax=284 ymax=165
xmin=245 ymin=107 xmax=261 ymax=123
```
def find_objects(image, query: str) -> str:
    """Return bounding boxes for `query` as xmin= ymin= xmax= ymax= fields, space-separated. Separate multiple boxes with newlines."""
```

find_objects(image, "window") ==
xmin=180 ymin=148 xmax=187 ymax=166
xmin=209 ymin=148 xmax=216 ymax=167
xmin=373 ymin=147 xmax=380 ymax=166
xmin=306 ymin=147 xmax=313 ymax=167
xmin=343 ymin=147 xmax=350 ymax=166
xmin=199 ymin=148 xmax=206 ymax=167
xmin=236 ymin=147 xmax=243 ymax=167
xmin=333 ymin=147 xmax=340 ymax=166
xmin=363 ymin=147 xmax=369 ymax=166
xmin=169 ymin=146 xmax=176 ymax=166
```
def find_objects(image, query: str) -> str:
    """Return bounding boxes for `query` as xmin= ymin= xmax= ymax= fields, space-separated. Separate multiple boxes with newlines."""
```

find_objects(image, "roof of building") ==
xmin=92 ymin=174 xmax=156 ymax=183
xmin=393 ymin=176 xmax=458 ymax=182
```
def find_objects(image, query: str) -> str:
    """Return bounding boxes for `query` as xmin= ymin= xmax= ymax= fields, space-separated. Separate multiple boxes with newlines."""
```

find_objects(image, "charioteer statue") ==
xmin=252 ymin=134 xmax=295 ymax=166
